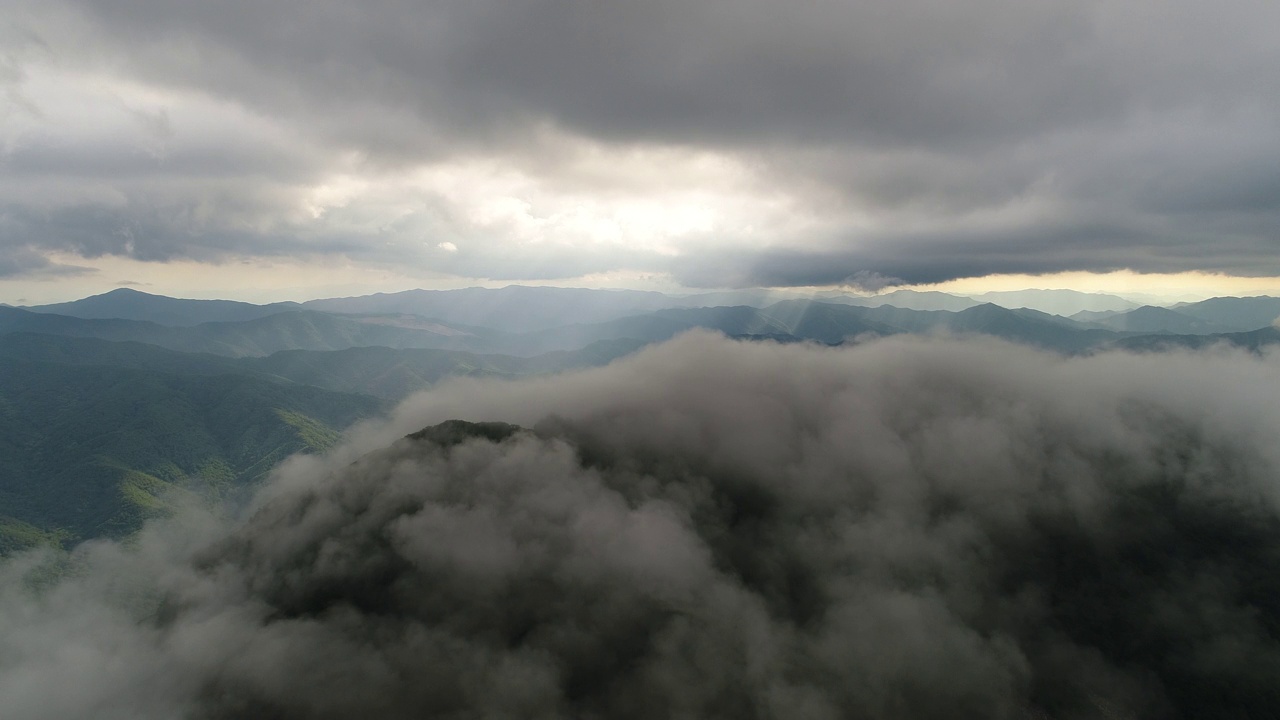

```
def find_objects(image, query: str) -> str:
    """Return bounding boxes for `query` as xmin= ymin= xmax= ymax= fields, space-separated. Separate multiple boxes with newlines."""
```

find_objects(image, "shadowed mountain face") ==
xmin=6 ymin=335 xmax=1280 ymax=719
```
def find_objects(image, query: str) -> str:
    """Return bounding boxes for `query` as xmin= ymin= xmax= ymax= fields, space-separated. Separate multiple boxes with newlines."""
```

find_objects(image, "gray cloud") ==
xmin=5 ymin=0 xmax=1280 ymax=284
xmin=673 ymin=218 xmax=1212 ymax=288
xmin=4 ymin=333 xmax=1280 ymax=717
xmin=0 ymin=242 xmax=92 ymax=279
xmin=43 ymin=0 xmax=1280 ymax=151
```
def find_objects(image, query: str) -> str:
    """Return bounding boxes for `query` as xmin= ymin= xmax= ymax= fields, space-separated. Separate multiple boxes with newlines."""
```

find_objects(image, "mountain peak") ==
xmin=100 ymin=287 xmax=153 ymax=297
xmin=961 ymin=302 xmax=1016 ymax=316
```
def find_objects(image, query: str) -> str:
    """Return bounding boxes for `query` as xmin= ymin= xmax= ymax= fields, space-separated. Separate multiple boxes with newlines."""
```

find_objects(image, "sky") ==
xmin=3 ymin=0 xmax=1280 ymax=304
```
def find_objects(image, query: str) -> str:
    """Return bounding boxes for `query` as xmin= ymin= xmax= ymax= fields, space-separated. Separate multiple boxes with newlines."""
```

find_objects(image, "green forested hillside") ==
xmin=0 ymin=360 xmax=385 ymax=550
xmin=0 ymin=332 xmax=252 ymax=376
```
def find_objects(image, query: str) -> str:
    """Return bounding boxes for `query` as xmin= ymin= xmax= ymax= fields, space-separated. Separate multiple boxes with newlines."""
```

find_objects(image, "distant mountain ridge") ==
xmin=1171 ymin=296 xmax=1280 ymax=332
xmin=1111 ymin=326 xmax=1280 ymax=353
xmin=1090 ymin=305 xmax=1238 ymax=334
xmin=967 ymin=289 xmax=1139 ymax=315
xmin=12 ymin=290 xmax=1280 ymax=361
xmin=1070 ymin=297 xmax=1280 ymax=334
xmin=23 ymin=285 xmax=1186 ymax=334
xmin=301 ymin=286 xmax=681 ymax=332
xmin=26 ymin=287 xmax=303 ymax=326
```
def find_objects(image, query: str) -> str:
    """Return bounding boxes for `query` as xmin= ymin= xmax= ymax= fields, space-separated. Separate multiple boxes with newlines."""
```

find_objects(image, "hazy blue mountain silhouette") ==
xmin=1092 ymin=305 xmax=1238 ymax=334
xmin=26 ymin=288 xmax=303 ymax=326
xmin=1172 ymin=296 xmax=1280 ymax=331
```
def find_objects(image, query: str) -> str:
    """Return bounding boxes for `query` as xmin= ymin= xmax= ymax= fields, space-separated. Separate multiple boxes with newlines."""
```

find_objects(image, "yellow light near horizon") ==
xmin=917 ymin=270 xmax=1280 ymax=302
xmin=7 ymin=253 xmax=1280 ymax=307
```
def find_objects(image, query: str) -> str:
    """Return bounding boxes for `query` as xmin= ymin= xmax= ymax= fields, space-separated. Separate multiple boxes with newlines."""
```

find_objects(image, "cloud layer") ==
xmin=4 ymin=0 xmax=1280 ymax=286
xmin=4 ymin=333 xmax=1280 ymax=718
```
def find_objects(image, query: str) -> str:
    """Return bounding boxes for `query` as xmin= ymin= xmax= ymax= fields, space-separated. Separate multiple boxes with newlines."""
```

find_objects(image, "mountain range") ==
xmin=20 ymin=286 xmax=1168 ymax=329
xmin=16 ymin=289 xmax=1280 ymax=357
xmin=6 ymin=285 xmax=1280 ymax=552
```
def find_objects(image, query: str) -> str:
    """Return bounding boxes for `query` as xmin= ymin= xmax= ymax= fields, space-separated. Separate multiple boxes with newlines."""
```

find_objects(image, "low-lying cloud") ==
xmin=3 ymin=332 xmax=1280 ymax=718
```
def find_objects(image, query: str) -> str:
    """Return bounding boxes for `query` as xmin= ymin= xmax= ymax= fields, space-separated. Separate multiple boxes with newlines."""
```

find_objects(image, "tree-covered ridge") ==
xmin=0 ymin=359 xmax=386 ymax=550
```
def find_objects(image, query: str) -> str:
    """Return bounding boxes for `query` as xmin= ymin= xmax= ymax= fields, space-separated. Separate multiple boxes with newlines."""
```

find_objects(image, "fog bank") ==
xmin=3 ymin=333 xmax=1280 ymax=719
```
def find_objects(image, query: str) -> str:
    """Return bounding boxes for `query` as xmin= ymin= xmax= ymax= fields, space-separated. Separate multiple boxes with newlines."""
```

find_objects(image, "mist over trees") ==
xmin=3 ymin=333 xmax=1279 ymax=718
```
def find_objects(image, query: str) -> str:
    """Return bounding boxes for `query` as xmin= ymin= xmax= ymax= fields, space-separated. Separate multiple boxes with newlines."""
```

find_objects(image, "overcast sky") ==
xmin=3 ymin=0 xmax=1280 ymax=302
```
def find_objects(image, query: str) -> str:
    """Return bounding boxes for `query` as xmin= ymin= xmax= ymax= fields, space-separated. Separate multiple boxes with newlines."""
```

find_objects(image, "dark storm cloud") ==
xmin=42 ymin=0 xmax=1279 ymax=151
xmin=6 ymin=0 xmax=1280 ymax=282
xmin=4 ymin=333 xmax=1280 ymax=718
xmin=672 ymin=214 xmax=1238 ymax=288
xmin=0 ymin=243 xmax=91 ymax=278
xmin=0 ymin=202 xmax=345 ymax=268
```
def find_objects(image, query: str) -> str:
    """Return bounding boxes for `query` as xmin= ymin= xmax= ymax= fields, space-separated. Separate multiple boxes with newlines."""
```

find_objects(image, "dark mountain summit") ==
xmin=26 ymin=287 xmax=303 ymax=326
